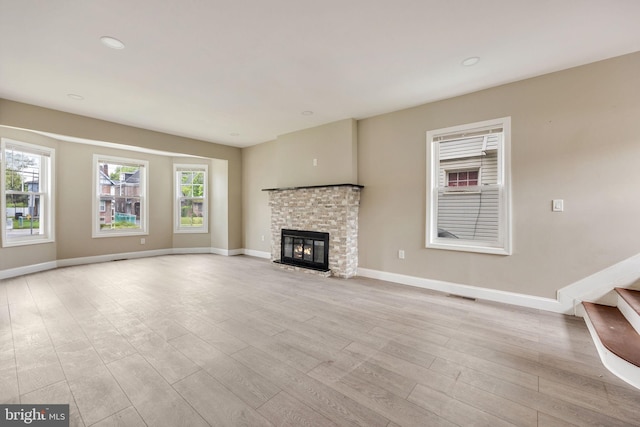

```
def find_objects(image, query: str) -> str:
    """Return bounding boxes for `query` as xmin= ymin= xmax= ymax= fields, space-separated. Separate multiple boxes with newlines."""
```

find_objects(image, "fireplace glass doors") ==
xmin=280 ymin=229 xmax=329 ymax=271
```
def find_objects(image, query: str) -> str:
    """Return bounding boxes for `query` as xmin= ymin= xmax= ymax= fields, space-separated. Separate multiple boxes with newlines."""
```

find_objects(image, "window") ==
xmin=447 ymin=170 xmax=479 ymax=187
xmin=174 ymin=164 xmax=208 ymax=233
xmin=1 ymin=138 xmax=55 ymax=247
xmin=93 ymin=155 xmax=148 ymax=237
xmin=426 ymin=117 xmax=512 ymax=255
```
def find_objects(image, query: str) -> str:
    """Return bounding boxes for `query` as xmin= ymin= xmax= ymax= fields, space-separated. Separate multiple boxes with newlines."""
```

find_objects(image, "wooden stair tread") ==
xmin=615 ymin=287 xmax=640 ymax=315
xmin=583 ymin=302 xmax=640 ymax=368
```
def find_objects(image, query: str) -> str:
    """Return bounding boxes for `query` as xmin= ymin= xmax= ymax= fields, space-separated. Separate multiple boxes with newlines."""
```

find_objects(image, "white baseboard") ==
xmin=359 ymin=252 xmax=640 ymax=315
xmin=172 ymin=247 xmax=212 ymax=255
xmin=211 ymin=247 xmax=244 ymax=256
xmin=1 ymin=247 xmax=246 ymax=280
xmin=357 ymin=267 xmax=564 ymax=313
xmin=0 ymin=261 xmax=58 ymax=280
xmin=242 ymin=249 xmax=271 ymax=259
xmin=57 ymin=249 xmax=173 ymax=268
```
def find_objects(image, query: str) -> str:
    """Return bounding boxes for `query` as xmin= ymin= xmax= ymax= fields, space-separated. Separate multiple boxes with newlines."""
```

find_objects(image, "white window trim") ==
xmin=173 ymin=163 xmax=209 ymax=234
xmin=426 ymin=117 xmax=512 ymax=255
xmin=1 ymin=138 xmax=56 ymax=247
xmin=92 ymin=154 xmax=149 ymax=238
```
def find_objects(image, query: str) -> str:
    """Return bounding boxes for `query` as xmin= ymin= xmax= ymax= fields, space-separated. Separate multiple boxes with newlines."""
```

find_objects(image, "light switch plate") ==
xmin=552 ymin=199 xmax=564 ymax=212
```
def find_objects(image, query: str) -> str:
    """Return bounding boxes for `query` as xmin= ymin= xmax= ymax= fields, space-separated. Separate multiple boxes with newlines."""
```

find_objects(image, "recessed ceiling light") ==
xmin=67 ymin=94 xmax=84 ymax=100
xmin=301 ymin=111 xmax=313 ymax=116
xmin=461 ymin=56 xmax=480 ymax=67
xmin=100 ymin=36 xmax=125 ymax=50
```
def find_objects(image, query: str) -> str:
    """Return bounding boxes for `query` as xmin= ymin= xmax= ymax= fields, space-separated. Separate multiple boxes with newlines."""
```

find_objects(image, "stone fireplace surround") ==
xmin=264 ymin=184 xmax=363 ymax=278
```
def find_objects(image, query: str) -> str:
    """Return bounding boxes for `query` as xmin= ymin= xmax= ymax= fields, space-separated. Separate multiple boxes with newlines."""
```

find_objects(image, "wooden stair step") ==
xmin=582 ymin=302 xmax=640 ymax=368
xmin=616 ymin=287 xmax=640 ymax=315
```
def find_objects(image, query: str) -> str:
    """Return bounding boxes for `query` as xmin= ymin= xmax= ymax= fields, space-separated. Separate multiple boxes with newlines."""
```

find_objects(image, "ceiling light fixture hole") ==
xmin=100 ymin=36 xmax=125 ymax=50
xmin=461 ymin=56 xmax=480 ymax=67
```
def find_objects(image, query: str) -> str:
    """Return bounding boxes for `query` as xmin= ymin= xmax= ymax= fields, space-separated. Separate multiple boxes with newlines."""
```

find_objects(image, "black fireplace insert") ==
xmin=280 ymin=229 xmax=330 ymax=271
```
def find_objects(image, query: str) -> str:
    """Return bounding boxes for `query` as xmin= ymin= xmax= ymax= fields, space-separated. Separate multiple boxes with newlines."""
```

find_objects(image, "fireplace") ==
xmin=280 ymin=229 xmax=329 ymax=271
xmin=264 ymin=184 xmax=363 ymax=278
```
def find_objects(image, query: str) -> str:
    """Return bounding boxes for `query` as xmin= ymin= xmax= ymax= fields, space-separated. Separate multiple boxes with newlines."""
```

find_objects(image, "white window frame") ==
xmin=92 ymin=154 xmax=148 ymax=238
xmin=174 ymin=163 xmax=208 ymax=234
xmin=426 ymin=117 xmax=512 ymax=255
xmin=1 ymin=138 xmax=55 ymax=247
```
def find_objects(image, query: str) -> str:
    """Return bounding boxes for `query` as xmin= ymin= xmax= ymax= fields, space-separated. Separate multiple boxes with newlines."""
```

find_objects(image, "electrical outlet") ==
xmin=261 ymin=235 xmax=265 ymax=242
xmin=313 ymin=158 xmax=318 ymax=166
xmin=398 ymin=249 xmax=405 ymax=259
xmin=140 ymin=238 xmax=146 ymax=245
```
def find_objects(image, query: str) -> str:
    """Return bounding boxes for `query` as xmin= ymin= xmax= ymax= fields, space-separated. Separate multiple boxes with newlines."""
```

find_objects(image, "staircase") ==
xmin=582 ymin=288 xmax=640 ymax=389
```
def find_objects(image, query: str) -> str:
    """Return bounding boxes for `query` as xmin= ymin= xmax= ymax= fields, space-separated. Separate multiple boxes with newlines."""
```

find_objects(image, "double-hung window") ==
xmin=426 ymin=117 xmax=512 ymax=255
xmin=174 ymin=164 xmax=208 ymax=233
xmin=93 ymin=155 xmax=148 ymax=237
xmin=1 ymin=138 xmax=55 ymax=247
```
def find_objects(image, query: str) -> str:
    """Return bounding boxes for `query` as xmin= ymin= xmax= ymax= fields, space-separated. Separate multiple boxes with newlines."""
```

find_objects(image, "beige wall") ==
xmin=242 ymin=119 xmax=358 ymax=252
xmin=242 ymin=140 xmax=277 ymax=253
xmin=0 ymin=100 xmax=243 ymax=272
xmin=276 ymin=118 xmax=357 ymax=187
xmin=243 ymin=52 xmax=640 ymax=299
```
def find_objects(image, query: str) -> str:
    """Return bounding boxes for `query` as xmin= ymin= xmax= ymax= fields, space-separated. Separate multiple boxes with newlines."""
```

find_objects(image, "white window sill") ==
xmin=92 ymin=230 xmax=148 ymax=238
xmin=174 ymin=228 xmax=209 ymax=234
xmin=2 ymin=236 xmax=55 ymax=248
xmin=427 ymin=239 xmax=511 ymax=255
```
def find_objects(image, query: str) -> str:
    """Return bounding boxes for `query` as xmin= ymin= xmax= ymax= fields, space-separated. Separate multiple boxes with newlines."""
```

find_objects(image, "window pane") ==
xmin=96 ymin=159 xmax=145 ymax=234
xmin=5 ymin=193 xmax=43 ymax=238
xmin=440 ymin=169 xmax=498 ymax=240
xmin=5 ymin=150 xmax=40 ymax=192
xmin=180 ymin=198 xmax=205 ymax=227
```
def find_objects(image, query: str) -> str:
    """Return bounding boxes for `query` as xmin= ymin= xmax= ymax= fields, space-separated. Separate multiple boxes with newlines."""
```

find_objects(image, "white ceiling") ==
xmin=1 ymin=1 xmax=640 ymax=148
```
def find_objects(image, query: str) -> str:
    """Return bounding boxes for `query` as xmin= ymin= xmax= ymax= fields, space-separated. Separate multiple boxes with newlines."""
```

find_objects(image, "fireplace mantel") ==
xmin=265 ymin=184 xmax=362 ymax=278
xmin=262 ymin=183 xmax=363 ymax=192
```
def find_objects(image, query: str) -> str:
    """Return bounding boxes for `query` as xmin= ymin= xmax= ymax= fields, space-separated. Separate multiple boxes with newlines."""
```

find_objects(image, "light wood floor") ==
xmin=1 ymin=254 xmax=640 ymax=426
